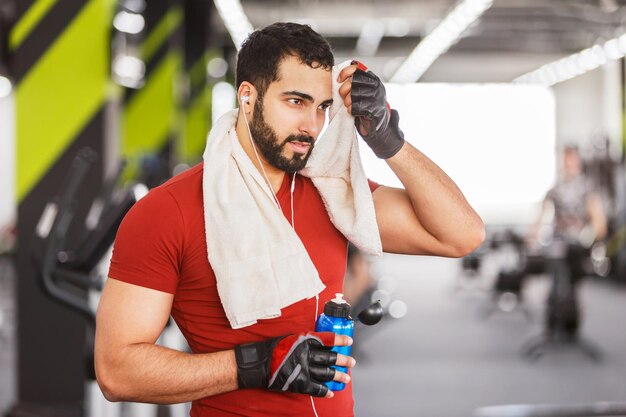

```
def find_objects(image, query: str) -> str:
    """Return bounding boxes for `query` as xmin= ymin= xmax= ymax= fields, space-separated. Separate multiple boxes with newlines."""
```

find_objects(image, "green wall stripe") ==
xmin=16 ymin=0 xmax=112 ymax=202
xmin=184 ymin=84 xmax=211 ymax=160
xmin=141 ymin=7 xmax=183 ymax=63
xmin=189 ymin=51 xmax=209 ymax=89
xmin=123 ymin=51 xmax=182 ymax=157
xmin=9 ymin=0 xmax=58 ymax=51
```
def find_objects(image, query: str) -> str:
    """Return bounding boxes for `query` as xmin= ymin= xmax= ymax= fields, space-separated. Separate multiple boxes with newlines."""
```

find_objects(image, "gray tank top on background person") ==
xmin=546 ymin=175 xmax=592 ymax=244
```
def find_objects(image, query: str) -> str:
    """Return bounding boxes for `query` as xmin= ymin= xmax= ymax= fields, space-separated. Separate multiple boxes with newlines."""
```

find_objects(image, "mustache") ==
xmin=285 ymin=135 xmax=314 ymax=145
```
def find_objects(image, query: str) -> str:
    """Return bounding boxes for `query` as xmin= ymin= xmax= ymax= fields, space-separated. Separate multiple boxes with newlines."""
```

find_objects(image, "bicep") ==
xmin=96 ymin=278 xmax=173 ymax=352
xmin=372 ymin=185 xmax=457 ymax=256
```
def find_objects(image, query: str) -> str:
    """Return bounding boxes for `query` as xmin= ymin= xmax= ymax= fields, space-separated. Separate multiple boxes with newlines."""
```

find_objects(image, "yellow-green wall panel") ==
xmin=123 ymin=51 xmax=182 ymax=157
xmin=16 ymin=0 xmax=113 ymax=202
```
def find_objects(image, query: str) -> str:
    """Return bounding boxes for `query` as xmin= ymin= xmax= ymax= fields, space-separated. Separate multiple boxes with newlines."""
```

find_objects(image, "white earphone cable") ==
xmin=243 ymin=96 xmax=318 ymax=416
xmin=242 ymin=98 xmax=283 ymax=212
xmin=242 ymin=97 xmax=297 ymax=228
xmin=290 ymin=172 xmax=296 ymax=229
xmin=310 ymin=291 xmax=321 ymax=417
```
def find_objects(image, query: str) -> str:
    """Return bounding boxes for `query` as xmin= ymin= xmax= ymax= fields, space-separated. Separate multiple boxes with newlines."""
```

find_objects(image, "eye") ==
xmin=318 ymin=103 xmax=331 ymax=111
xmin=288 ymin=98 xmax=302 ymax=105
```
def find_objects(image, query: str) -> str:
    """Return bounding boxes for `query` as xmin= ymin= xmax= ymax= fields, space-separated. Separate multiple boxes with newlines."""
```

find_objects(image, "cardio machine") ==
xmin=31 ymin=148 xmax=189 ymax=417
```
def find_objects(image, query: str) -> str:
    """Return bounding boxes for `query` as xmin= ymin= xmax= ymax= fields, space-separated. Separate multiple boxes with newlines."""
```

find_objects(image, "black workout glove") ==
xmin=235 ymin=332 xmax=338 ymax=398
xmin=350 ymin=60 xmax=405 ymax=159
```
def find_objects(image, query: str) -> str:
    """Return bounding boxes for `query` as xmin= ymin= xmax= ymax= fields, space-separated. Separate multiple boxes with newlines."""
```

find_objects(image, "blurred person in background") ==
xmin=528 ymin=145 xmax=607 ymax=336
xmin=95 ymin=22 xmax=484 ymax=417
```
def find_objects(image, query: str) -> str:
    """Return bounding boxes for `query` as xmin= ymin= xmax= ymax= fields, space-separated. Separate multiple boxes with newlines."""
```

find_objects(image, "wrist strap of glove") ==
xmin=235 ymin=337 xmax=281 ymax=389
xmin=368 ymin=108 xmax=405 ymax=159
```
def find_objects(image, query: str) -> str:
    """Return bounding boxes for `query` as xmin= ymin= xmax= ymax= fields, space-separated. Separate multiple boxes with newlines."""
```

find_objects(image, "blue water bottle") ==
xmin=315 ymin=293 xmax=354 ymax=391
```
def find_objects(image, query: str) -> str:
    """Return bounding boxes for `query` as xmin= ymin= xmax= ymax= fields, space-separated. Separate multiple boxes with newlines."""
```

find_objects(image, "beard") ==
xmin=248 ymin=99 xmax=315 ymax=173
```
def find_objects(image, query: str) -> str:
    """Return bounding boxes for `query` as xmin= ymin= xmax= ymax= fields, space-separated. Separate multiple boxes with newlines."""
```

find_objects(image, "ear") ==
xmin=237 ymin=82 xmax=257 ymax=111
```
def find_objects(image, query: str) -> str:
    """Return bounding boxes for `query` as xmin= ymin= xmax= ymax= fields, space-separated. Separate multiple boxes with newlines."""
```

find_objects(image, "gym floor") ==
xmin=352 ymin=254 xmax=626 ymax=417
xmin=1 ymin=254 xmax=625 ymax=416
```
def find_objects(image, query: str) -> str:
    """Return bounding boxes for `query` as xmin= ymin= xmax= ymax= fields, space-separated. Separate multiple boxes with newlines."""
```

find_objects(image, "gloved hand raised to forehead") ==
xmin=235 ymin=331 xmax=353 ymax=398
xmin=343 ymin=60 xmax=405 ymax=159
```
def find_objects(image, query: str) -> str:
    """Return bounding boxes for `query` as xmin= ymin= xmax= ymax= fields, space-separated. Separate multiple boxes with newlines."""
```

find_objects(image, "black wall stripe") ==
xmin=183 ymin=0 xmax=209 ymax=72
xmin=14 ymin=0 xmax=36 ymax=20
xmin=142 ymin=0 xmax=169 ymax=31
xmin=12 ymin=0 xmax=87 ymax=84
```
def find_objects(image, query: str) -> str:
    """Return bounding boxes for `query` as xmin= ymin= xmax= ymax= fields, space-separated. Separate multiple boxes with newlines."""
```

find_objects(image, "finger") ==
xmin=333 ymin=370 xmax=352 ymax=384
xmin=351 ymin=71 xmax=378 ymax=89
xmin=303 ymin=381 xmax=330 ymax=398
xmin=351 ymin=99 xmax=370 ymax=118
xmin=337 ymin=64 xmax=358 ymax=83
xmin=309 ymin=349 xmax=338 ymax=366
xmin=333 ymin=334 xmax=353 ymax=347
xmin=309 ymin=365 xmax=336 ymax=382
xmin=335 ymin=353 xmax=356 ymax=368
xmin=351 ymin=60 xmax=370 ymax=71
xmin=309 ymin=331 xmax=335 ymax=347
xmin=344 ymin=97 xmax=352 ymax=113
xmin=351 ymin=84 xmax=378 ymax=101
xmin=338 ymin=79 xmax=352 ymax=100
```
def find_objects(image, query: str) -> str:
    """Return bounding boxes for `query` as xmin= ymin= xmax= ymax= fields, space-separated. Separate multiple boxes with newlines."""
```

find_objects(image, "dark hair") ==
xmin=236 ymin=22 xmax=334 ymax=98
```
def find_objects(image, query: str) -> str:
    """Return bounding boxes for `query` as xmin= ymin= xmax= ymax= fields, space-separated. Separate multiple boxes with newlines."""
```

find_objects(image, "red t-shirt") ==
xmin=109 ymin=163 xmax=379 ymax=417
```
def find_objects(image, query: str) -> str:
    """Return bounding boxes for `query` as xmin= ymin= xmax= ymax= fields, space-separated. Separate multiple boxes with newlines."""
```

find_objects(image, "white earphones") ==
xmin=241 ymin=95 xmax=249 ymax=104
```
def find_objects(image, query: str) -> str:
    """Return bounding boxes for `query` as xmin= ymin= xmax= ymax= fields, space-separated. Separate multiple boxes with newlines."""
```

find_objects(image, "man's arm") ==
xmin=372 ymin=142 xmax=484 ymax=257
xmin=586 ymin=193 xmax=607 ymax=241
xmin=95 ymin=278 xmax=238 ymax=403
xmin=527 ymin=198 xmax=551 ymax=244
xmin=338 ymin=62 xmax=484 ymax=257
xmin=95 ymin=278 xmax=354 ymax=403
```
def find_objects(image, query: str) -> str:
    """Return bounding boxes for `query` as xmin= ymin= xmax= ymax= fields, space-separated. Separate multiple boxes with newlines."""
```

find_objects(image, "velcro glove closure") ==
xmin=235 ymin=332 xmax=338 ymax=398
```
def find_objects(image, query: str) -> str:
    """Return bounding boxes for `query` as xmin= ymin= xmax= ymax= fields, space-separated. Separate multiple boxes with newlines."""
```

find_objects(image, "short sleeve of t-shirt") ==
xmin=368 ymin=179 xmax=381 ymax=193
xmin=108 ymin=187 xmax=184 ymax=294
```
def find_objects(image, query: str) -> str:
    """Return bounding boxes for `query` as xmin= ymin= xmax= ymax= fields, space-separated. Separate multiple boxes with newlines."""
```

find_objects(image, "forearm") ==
xmin=528 ymin=200 xmax=549 ymax=243
xmin=587 ymin=195 xmax=607 ymax=241
xmin=592 ymin=216 xmax=607 ymax=241
xmin=339 ymin=61 xmax=484 ymax=255
xmin=386 ymin=141 xmax=484 ymax=254
xmin=96 ymin=343 xmax=238 ymax=404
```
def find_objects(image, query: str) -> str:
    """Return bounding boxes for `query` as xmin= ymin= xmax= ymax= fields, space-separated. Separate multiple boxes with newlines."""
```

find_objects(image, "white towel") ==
xmin=202 ymin=60 xmax=382 ymax=329
xmin=300 ymin=60 xmax=382 ymax=257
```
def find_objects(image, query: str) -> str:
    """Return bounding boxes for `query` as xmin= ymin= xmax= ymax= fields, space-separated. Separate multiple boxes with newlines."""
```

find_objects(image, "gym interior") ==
xmin=1 ymin=1 xmax=626 ymax=416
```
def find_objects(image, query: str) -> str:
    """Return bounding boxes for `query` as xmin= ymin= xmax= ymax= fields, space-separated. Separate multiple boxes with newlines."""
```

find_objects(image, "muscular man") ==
xmin=95 ymin=22 xmax=484 ymax=416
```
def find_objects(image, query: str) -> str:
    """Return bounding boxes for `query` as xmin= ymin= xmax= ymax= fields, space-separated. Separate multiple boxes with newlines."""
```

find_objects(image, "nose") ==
xmin=298 ymin=107 xmax=320 ymax=139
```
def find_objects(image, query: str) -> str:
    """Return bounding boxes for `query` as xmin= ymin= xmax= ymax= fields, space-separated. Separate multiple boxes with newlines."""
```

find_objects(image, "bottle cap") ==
xmin=324 ymin=293 xmax=351 ymax=318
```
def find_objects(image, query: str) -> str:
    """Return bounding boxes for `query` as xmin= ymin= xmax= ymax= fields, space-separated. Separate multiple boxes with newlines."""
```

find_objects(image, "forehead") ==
xmin=268 ymin=55 xmax=332 ymax=98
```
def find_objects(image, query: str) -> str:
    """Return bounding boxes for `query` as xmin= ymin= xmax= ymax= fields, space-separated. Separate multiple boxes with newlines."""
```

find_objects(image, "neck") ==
xmin=235 ymin=111 xmax=285 ymax=193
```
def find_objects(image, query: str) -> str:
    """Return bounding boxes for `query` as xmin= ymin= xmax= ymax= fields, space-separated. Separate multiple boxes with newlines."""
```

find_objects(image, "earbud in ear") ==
xmin=241 ymin=95 xmax=249 ymax=104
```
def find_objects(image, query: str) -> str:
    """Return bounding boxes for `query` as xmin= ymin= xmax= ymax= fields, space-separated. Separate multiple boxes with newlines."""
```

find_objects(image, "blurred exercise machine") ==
xmin=480 ymin=230 xmax=532 ymax=319
xmin=27 ymin=148 xmax=189 ymax=417
xmin=521 ymin=242 xmax=602 ymax=362
xmin=461 ymin=225 xmax=605 ymax=361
